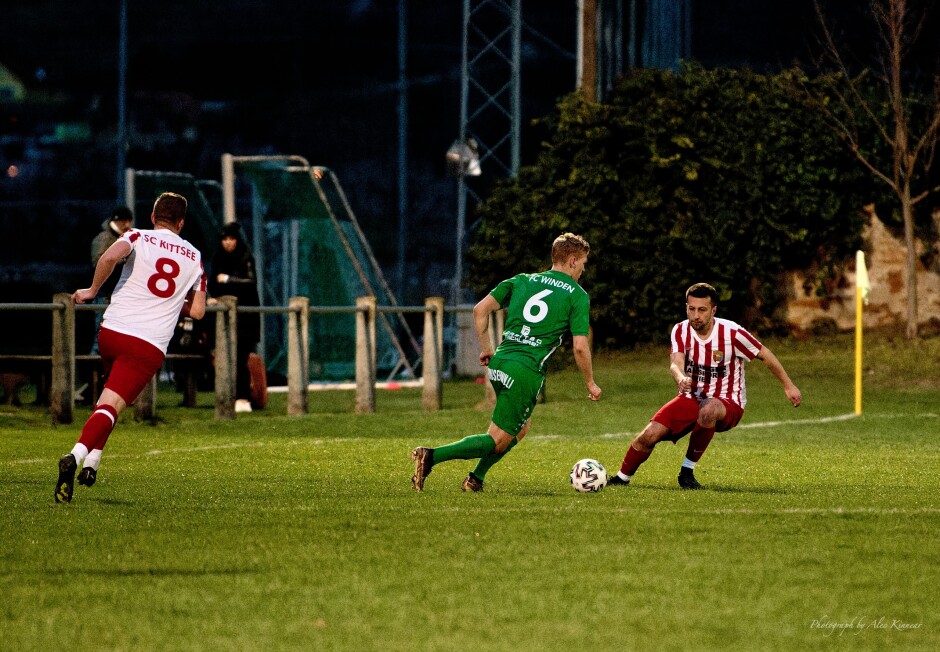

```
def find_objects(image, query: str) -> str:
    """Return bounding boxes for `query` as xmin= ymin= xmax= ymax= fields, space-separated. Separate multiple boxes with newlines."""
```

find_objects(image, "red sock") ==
xmin=620 ymin=443 xmax=653 ymax=476
xmin=78 ymin=404 xmax=119 ymax=452
xmin=685 ymin=424 xmax=716 ymax=463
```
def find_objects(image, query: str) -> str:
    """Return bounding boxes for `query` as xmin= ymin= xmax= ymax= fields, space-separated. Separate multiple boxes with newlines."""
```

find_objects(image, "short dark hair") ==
xmin=686 ymin=282 xmax=718 ymax=305
xmin=551 ymin=232 xmax=590 ymax=264
xmin=220 ymin=222 xmax=244 ymax=241
xmin=111 ymin=206 xmax=133 ymax=222
xmin=152 ymin=192 xmax=187 ymax=227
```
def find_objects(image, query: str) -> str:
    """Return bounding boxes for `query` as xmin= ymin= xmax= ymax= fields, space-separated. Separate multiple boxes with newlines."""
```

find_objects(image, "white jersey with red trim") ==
xmin=671 ymin=317 xmax=762 ymax=407
xmin=102 ymin=228 xmax=206 ymax=353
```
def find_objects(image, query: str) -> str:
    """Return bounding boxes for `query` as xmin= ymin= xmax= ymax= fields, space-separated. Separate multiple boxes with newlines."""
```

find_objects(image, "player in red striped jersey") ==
xmin=608 ymin=282 xmax=801 ymax=489
xmin=54 ymin=192 xmax=208 ymax=503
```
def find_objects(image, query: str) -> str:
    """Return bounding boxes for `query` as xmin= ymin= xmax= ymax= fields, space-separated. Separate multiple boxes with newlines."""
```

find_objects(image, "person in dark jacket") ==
xmin=208 ymin=222 xmax=262 ymax=412
xmin=88 ymin=206 xmax=134 ymax=354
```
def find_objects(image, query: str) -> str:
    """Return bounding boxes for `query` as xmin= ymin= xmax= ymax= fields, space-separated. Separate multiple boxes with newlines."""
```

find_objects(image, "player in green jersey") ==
xmin=411 ymin=233 xmax=602 ymax=492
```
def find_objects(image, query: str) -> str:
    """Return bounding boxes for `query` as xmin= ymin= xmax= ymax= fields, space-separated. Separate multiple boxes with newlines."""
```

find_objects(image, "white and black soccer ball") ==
xmin=570 ymin=458 xmax=607 ymax=492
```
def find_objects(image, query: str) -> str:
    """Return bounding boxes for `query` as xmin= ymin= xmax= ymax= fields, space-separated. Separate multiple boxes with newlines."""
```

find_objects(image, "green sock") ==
xmin=471 ymin=436 xmax=518 ymax=480
xmin=432 ymin=434 xmax=496 ymax=464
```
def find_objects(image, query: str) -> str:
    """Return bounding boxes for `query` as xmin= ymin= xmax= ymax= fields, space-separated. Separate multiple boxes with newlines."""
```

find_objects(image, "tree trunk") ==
xmin=901 ymin=188 xmax=918 ymax=338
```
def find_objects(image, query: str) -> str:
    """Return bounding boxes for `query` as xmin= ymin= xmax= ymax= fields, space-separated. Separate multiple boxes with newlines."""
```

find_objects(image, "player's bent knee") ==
xmin=634 ymin=431 xmax=661 ymax=451
xmin=698 ymin=402 xmax=724 ymax=425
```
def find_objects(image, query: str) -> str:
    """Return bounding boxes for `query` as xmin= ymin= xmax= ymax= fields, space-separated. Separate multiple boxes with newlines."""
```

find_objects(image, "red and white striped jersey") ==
xmin=102 ymin=228 xmax=207 ymax=353
xmin=670 ymin=317 xmax=762 ymax=407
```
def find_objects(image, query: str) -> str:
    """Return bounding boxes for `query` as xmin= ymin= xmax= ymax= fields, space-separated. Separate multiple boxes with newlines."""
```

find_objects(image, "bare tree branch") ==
xmin=812 ymin=0 xmax=940 ymax=339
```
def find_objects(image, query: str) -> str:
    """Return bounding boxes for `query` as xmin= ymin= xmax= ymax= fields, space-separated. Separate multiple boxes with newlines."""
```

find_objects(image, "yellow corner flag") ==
xmin=856 ymin=250 xmax=871 ymax=306
xmin=855 ymin=250 xmax=870 ymax=415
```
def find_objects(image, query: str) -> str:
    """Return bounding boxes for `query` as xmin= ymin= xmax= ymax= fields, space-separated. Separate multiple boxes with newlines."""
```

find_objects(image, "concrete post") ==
xmin=50 ymin=293 xmax=74 ymax=424
xmin=287 ymin=296 xmax=309 ymax=416
xmin=215 ymin=296 xmax=237 ymax=420
xmin=355 ymin=296 xmax=376 ymax=414
xmin=422 ymin=297 xmax=444 ymax=411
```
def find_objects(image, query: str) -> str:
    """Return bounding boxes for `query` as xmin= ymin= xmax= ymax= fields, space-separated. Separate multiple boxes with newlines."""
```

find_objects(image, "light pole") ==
xmin=116 ymin=0 xmax=127 ymax=203
xmin=445 ymin=139 xmax=480 ymax=306
xmin=396 ymin=0 xmax=408 ymax=303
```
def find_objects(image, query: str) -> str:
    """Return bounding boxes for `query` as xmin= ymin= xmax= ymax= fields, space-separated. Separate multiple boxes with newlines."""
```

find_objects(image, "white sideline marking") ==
xmin=8 ymin=440 xmax=298 ymax=466
xmin=597 ymin=411 xmax=940 ymax=439
xmin=737 ymin=413 xmax=858 ymax=429
xmin=9 ymin=412 xmax=935 ymax=467
xmin=709 ymin=507 xmax=940 ymax=515
xmin=267 ymin=379 xmax=424 ymax=392
xmin=144 ymin=441 xmax=268 ymax=456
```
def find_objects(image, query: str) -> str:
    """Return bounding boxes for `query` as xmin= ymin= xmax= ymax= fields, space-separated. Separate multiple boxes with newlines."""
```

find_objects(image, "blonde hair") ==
xmin=551 ymin=232 xmax=590 ymax=264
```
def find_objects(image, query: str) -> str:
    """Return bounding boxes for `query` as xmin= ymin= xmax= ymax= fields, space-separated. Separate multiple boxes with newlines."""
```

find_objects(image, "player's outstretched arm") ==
xmin=571 ymin=335 xmax=601 ymax=401
xmin=757 ymin=346 xmax=801 ymax=407
xmin=72 ymin=239 xmax=131 ymax=304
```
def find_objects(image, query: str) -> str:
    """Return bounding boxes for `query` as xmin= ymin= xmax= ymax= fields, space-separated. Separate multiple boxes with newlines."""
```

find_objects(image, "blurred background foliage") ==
xmin=467 ymin=63 xmax=898 ymax=346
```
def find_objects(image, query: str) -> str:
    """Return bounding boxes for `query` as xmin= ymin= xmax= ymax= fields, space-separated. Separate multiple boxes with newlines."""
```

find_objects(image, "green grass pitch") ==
xmin=1 ymin=334 xmax=938 ymax=650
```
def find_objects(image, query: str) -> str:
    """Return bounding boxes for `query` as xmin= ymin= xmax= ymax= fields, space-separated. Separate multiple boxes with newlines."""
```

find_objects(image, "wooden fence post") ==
xmin=355 ymin=296 xmax=376 ymax=414
xmin=50 ymin=293 xmax=74 ymax=424
xmin=287 ymin=296 xmax=309 ymax=416
xmin=215 ymin=296 xmax=238 ymax=420
xmin=422 ymin=297 xmax=444 ymax=411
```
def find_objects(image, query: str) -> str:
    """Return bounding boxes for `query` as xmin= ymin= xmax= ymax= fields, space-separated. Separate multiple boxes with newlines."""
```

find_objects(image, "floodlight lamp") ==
xmin=446 ymin=139 xmax=482 ymax=177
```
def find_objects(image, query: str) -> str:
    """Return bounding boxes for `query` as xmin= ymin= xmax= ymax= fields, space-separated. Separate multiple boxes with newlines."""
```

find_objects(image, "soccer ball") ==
xmin=570 ymin=458 xmax=607 ymax=492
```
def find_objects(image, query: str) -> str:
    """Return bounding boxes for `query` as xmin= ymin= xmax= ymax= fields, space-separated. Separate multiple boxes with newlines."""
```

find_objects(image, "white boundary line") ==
xmin=737 ymin=412 xmax=858 ymax=429
xmin=267 ymin=379 xmax=424 ymax=393
xmin=589 ymin=411 xmax=937 ymax=440
xmin=8 ymin=412 xmax=936 ymax=466
xmin=7 ymin=440 xmax=302 ymax=466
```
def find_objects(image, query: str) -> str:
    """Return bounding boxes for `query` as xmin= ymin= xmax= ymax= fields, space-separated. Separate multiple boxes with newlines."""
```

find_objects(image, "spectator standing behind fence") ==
xmin=89 ymin=206 xmax=134 ymax=354
xmin=208 ymin=222 xmax=262 ymax=413
xmin=55 ymin=192 xmax=207 ymax=504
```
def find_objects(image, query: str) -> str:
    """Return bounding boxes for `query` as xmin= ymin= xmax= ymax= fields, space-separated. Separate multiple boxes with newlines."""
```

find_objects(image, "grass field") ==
xmin=2 ymin=334 xmax=938 ymax=651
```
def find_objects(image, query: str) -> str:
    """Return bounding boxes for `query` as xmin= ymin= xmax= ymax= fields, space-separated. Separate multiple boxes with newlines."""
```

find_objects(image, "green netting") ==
xmin=131 ymin=164 xmax=417 ymax=385
xmin=130 ymin=172 xmax=224 ymax=262
xmin=236 ymin=159 xmax=416 ymax=383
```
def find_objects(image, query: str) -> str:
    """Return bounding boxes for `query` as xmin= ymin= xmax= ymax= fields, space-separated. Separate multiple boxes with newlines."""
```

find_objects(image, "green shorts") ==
xmin=487 ymin=357 xmax=545 ymax=436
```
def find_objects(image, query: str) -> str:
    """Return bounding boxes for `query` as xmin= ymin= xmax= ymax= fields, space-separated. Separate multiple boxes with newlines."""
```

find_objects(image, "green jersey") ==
xmin=489 ymin=269 xmax=591 ymax=374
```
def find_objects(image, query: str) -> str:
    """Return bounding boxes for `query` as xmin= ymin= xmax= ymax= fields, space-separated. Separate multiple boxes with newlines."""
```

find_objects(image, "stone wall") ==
xmin=785 ymin=210 xmax=940 ymax=334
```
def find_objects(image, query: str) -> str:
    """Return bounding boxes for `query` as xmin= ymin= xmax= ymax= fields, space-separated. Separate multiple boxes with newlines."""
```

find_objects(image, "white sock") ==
xmin=617 ymin=472 xmax=632 ymax=481
xmin=84 ymin=449 xmax=102 ymax=471
xmin=682 ymin=458 xmax=696 ymax=470
xmin=69 ymin=443 xmax=89 ymax=467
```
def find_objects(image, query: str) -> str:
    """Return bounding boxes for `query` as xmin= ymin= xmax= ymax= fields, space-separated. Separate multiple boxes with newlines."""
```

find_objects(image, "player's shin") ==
xmin=470 ymin=435 xmax=518 ymax=480
xmin=684 ymin=424 xmax=716 ymax=467
xmin=78 ymin=404 xmax=119 ymax=453
xmin=431 ymin=434 xmax=496 ymax=463
xmin=620 ymin=442 xmax=653 ymax=477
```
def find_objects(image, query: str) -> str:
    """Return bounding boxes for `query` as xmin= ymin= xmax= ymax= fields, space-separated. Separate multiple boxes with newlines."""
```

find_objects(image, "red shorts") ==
xmin=98 ymin=328 xmax=165 ymax=405
xmin=652 ymin=395 xmax=744 ymax=442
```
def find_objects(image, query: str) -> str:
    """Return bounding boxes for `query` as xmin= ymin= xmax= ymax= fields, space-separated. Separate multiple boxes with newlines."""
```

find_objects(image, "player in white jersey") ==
xmin=55 ymin=192 xmax=207 ymax=503
xmin=608 ymin=282 xmax=801 ymax=490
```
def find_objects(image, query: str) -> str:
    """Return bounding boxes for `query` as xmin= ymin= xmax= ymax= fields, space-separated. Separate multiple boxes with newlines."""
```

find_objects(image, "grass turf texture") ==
xmin=1 ymin=334 xmax=938 ymax=650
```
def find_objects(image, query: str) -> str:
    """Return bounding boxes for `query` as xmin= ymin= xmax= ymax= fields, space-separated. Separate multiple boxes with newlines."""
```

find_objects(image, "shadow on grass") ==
xmin=81 ymin=567 xmax=260 ymax=577
xmin=625 ymin=484 xmax=788 ymax=495
xmin=87 ymin=498 xmax=137 ymax=506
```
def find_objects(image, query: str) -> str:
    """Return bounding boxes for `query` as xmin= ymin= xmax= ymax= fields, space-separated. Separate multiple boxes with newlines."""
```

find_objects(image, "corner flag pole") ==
xmin=854 ymin=250 xmax=870 ymax=415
